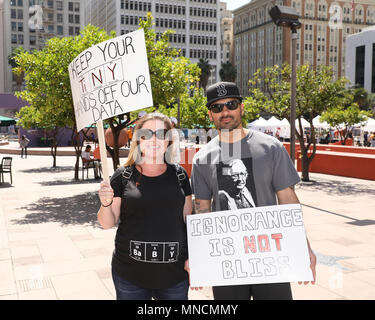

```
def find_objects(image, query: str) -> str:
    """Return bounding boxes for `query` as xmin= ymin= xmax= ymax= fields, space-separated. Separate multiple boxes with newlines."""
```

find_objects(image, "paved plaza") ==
xmin=0 ymin=149 xmax=375 ymax=300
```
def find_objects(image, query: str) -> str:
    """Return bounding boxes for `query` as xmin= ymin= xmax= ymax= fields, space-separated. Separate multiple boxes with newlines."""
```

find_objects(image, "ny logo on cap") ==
xmin=217 ymin=84 xmax=227 ymax=97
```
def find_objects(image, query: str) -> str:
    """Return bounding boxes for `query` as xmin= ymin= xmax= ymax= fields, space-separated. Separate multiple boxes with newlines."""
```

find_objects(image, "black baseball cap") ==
xmin=206 ymin=82 xmax=243 ymax=108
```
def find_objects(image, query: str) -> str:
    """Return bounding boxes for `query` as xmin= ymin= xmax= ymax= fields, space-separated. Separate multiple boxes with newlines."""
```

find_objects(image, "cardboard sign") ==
xmin=186 ymin=204 xmax=313 ymax=287
xmin=69 ymin=29 xmax=153 ymax=132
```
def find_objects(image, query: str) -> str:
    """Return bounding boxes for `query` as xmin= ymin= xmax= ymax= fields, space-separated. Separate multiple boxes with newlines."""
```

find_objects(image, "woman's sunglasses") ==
xmin=209 ymin=100 xmax=240 ymax=114
xmin=137 ymin=129 xmax=169 ymax=140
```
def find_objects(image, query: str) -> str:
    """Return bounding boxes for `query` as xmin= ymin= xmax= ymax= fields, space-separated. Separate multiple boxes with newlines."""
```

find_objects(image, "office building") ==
xmin=233 ymin=0 xmax=375 ymax=96
xmin=0 ymin=0 xmax=84 ymax=94
xmin=84 ymin=0 xmax=221 ymax=84
xmin=220 ymin=1 xmax=233 ymax=64
xmin=346 ymin=25 xmax=375 ymax=93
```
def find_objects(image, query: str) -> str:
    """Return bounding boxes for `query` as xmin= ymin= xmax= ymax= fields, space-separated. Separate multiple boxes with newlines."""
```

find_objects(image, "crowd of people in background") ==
xmin=74 ymin=113 xmax=375 ymax=150
xmin=364 ymin=131 xmax=375 ymax=147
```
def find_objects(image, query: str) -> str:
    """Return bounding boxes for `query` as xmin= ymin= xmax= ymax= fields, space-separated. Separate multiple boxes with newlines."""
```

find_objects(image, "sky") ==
xmin=221 ymin=0 xmax=252 ymax=11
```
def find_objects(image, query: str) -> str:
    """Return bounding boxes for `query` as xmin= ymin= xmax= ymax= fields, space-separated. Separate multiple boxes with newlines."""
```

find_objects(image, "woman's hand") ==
xmin=98 ymin=181 xmax=114 ymax=206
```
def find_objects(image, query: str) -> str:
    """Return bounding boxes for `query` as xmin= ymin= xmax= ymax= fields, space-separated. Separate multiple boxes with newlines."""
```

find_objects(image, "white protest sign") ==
xmin=186 ymin=204 xmax=313 ymax=287
xmin=68 ymin=28 xmax=153 ymax=132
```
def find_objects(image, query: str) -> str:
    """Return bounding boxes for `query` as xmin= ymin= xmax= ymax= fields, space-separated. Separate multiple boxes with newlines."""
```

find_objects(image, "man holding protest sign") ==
xmin=189 ymin=82 xmax=316 ymax=300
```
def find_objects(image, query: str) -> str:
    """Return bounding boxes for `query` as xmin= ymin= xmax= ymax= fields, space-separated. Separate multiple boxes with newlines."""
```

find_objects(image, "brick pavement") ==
xmin=0 ymin=151 xmax=374 ymax=300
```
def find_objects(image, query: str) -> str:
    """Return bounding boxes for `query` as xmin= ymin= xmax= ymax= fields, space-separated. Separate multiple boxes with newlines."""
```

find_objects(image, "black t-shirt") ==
xmin=110 ymin=164 xmax=192 ymax=289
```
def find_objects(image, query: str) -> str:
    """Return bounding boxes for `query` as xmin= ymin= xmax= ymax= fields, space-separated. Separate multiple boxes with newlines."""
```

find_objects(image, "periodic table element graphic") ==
xmin=69 ymin=28 xmax=153 ymax=132
xmin=130 ymin=241 xmax=179 ymax=263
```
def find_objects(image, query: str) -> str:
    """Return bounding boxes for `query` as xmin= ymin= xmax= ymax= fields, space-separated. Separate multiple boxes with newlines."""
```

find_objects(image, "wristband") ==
xmin=101 ymin=200 xmax=113 ymax=208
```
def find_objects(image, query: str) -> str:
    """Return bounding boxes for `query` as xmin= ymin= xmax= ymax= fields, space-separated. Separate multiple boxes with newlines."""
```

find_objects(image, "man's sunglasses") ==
xmin=138 ymin=128 xmax=170 ymax=140
xmin=209 ymin=100 xmax=240 ymax=113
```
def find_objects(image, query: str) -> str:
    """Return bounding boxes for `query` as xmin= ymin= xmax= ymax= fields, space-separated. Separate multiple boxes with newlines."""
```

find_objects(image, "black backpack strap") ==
xmin=174 ymin=164 xmax=186 ymax=188
xmin=121 ymin=165 xmax=135 ymax=188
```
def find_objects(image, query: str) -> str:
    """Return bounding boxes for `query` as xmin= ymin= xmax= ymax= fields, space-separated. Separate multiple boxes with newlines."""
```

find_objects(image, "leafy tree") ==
xmin=15 ymin=25 xmax=114 ymax=179
xmin=197 ymin=58 xmax=212 ymax=92
xmin=158 ymin=88 xmax=211 ymax=128
xmin=105 ymin=13 xmax=201 ymax=168
xmin=368 ymin=93 xmax=375 ymax=113
xmin=244 ymin=63 xmax=353 ymax=182
xmin=15 ymin=15 xmax=201 ymax=173
xmin=321 ymin=104 xmax=372 ymax=145
xmin=351 ymin=86 xmax=369 ymax=110
xmin=8 ymin=47 xmax=26 ymax=91
xmin=219 ymin=61 xmax=237 ymax=82
xmin=17 ymin=104 xmax=66 ymax=167
xmin=141 ymin=13 xmax=200 ymax=109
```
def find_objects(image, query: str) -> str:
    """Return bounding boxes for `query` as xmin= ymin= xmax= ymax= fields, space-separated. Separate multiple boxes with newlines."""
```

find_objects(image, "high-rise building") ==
xmin=233 ymin=0 xmax=375 ymax=97
xmin=84 ymin=0 xmax=221 ymax=85
xmin=0 ymin=0 xmax=84 ymax=94
xmin=220 ymin=1 xmax=233 ymax=65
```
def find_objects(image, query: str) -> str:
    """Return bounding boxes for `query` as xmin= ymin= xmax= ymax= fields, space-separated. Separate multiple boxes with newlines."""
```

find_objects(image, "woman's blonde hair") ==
xmin=123 ymin=112 xmax=179 ymax=167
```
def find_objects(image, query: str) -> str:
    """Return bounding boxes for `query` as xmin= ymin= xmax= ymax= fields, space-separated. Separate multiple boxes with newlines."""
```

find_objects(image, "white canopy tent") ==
xmin=312 ymin=115 xmax=330 ymax=129
xmin=295 ymin=118 xmax=310 ymax=135
xmin=361 ymin=118 xmax=375 ymax=132
xmin=248 ymin=117 xmax=291 ymax=138
xmin=247 ymin=117 xmax=268 ymax=132
xmin=276 ymin=118 xmax=291 ymax=139
xmin=266 ymin=116 xmax=283 ymax=127
xmin=295 ymin=117 xmax=310 ymax=127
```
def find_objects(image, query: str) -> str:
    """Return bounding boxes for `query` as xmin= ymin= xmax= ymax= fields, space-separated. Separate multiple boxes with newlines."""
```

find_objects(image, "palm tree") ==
xmin=219 ymin=61 xmax=237 ymax=82
xmin=198 ymin=58 xmax=212 ymax=92
xmin=8 ymin=47 xmax=26 ymax=91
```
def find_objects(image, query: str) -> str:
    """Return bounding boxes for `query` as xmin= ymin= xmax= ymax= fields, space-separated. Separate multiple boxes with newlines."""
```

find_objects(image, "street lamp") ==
xmin=269 ymin=5 xmax=301 ymax=166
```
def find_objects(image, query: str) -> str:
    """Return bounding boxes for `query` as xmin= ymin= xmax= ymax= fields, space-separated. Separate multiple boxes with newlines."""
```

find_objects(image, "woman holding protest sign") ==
xmin=97 ymin=112 xmax=193 ymax=300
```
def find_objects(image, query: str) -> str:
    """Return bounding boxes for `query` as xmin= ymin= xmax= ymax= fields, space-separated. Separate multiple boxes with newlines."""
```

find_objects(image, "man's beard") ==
xmin=214 ymin=115 xmax=242 ymax=131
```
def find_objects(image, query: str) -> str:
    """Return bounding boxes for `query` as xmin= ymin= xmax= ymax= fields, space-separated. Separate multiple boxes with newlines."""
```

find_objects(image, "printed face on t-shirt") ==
xmin=216 ymin=158 xmax=257 ymax=209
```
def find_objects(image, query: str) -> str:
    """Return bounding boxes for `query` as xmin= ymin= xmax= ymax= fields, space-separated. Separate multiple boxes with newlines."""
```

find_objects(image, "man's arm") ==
xmin=276 ymin=186 xmax=316 ymax=285
xmin=194 ymin=198 xmax=211 ymax=214
xmin=276 ymin=186 xmax=299 ymax=204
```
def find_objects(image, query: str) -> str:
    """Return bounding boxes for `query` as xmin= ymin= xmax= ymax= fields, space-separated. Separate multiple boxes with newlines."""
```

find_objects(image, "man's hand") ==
xmin=277 ymin=187 xmax=316 ymax=285
xmin=299 ymin=241 xmax=317 ymax=285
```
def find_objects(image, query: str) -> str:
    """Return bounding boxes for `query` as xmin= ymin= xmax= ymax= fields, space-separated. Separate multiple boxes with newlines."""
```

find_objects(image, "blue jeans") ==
xmin=112 ymin=269 xmax=189 ymax=300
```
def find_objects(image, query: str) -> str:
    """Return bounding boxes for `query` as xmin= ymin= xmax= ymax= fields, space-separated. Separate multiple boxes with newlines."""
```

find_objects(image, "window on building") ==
xmin=355 ymin=45 xmax=365 ymax=87
xmin=30 ymin=35 xmax=36 ymax=45
xmin=11 ymin=34 xmax=17 ymax=44
xmin=57 ymin=25 xmax=63 ymax=35
xmin=56 ymin=1 xmax=63 ymax=10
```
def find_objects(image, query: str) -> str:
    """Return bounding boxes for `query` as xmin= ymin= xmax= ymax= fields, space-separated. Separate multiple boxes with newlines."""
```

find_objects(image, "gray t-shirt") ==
xmin=191 ymin=130 xmax=300 ymax=211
